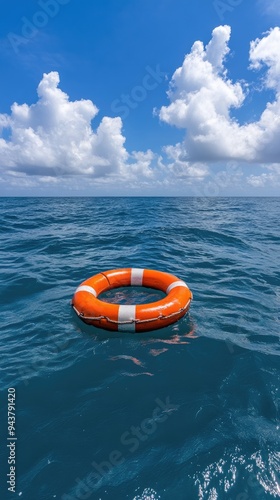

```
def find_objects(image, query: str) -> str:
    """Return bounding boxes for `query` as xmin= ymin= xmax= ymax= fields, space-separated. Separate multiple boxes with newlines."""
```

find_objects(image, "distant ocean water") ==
xmin=0 ymin=196 xmax=279 ymax=500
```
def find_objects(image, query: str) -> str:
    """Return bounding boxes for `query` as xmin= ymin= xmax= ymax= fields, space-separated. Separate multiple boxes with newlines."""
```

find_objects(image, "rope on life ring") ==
xmin=72 ymin=268 xmax=193 ymax=332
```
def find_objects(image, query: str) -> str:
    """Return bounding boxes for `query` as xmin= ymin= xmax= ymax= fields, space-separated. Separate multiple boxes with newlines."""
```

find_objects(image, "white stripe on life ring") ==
xmin=166 ymin=280 xmax=189 ymax=294
xmin=75 ymin=285 xmax=97 ymax=297
xmin=131 ymin=268 xmax=144 ymax=286
xmin=118 ymin=305 xmax=136 ymax=332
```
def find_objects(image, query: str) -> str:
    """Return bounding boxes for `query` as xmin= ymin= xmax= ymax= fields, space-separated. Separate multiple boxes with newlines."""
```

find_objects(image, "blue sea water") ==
xmin=0 ymin=196 xmax=279 ymax=500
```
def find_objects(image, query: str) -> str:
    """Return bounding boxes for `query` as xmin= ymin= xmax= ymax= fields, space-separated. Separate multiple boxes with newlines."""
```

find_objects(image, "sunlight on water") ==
xmin=133 ymin=487 xmax=161 ymax=499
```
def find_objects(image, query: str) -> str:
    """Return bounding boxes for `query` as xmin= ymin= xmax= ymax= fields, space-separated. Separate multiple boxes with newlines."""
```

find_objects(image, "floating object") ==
xmin=72 ymin=268 xmax=192 ymax=332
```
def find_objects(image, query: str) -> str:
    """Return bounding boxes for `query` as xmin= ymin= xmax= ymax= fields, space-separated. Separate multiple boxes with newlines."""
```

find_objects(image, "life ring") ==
xmin=72 ymin=268 xmax=192 ymax=333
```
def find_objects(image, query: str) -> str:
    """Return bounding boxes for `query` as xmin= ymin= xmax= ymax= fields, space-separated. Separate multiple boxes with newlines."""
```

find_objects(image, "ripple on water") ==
xmin=0 ymin=197 xmax=279 ymax=499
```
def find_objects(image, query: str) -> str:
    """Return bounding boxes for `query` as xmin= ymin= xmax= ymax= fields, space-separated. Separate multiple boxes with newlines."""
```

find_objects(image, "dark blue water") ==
xmin=0 ymin=197 xmax=279 ymax=500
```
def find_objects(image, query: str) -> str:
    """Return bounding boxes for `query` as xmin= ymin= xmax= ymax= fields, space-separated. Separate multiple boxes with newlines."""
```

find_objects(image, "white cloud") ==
xmin=128 ymin=150 xmax=155 ymax=178
xmin=2 ymin=26 xmax=280 ymax=194
xmin=0 ymin=70 xmax=210 ymax=191
xmin=0 ymin=71 xmax=152 ymax=179
xmin=159 ymin=26 xmax=280 ymax=164
xmin=249 ymin=27 xmax=280 ymax=91
xmin=163 ymin=143 xmax=208 ymax=181
xmin=247 ymin=164 xmax=280 ymax=187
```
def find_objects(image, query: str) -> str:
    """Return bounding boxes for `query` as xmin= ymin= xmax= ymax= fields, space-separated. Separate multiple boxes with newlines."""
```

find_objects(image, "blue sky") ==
xmin=0 ymin=0 xmax=280 ymax=195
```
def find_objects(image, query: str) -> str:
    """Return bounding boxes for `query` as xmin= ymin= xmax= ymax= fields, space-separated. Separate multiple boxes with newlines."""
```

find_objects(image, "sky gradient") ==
xmin=0 ymin=0 xmax=280 ymax=196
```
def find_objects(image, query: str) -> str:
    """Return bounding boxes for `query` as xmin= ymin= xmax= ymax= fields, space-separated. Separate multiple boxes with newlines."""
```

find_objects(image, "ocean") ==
xmin=0 ymin=197 xmax=279 ymax=500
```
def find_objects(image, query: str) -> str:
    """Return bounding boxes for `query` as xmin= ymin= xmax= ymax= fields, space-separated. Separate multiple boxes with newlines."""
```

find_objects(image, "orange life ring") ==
xmin=72 ymin=268 xmax=192 ymax=332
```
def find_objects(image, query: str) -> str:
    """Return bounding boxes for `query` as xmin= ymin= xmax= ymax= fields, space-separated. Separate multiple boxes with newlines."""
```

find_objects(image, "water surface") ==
xmin=0 ymin=197 xmax=279 ymax=499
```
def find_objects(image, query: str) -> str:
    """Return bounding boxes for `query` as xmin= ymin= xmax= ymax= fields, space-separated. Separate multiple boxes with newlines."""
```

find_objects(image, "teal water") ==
xmin=0 ymin=197 xmax=279 ymax=500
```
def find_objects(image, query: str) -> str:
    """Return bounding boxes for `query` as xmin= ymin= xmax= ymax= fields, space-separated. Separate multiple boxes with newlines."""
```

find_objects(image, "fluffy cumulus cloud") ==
xmin=159 ymin=25 xmax=280 ymax=164
xmin=247 ymin=163 xmax=280 ymax=187
xmin=162 ymin=144 xmax=208 ymax=181
xmin=2 ymin=26 xmax=280 ymax=194
xmin=0 ymin=71 xmax=210 ymax=192
xmin=0 ymin=71 xmax=154 ymax=180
